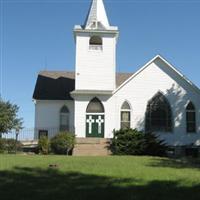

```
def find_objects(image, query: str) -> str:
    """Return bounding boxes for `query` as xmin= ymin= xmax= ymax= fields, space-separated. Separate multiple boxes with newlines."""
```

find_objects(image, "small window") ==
xmin=38 ymin=130 xmax=48 ymax=139
xmin=121 ymin=101 xmax=131 ymax=129
xmin=89 ymin=36 xmax=102 ymax=50
xmin=60 ymin=106 xmax=70 ymax=131
xmin=89 ymin=36 xmax=102 ymax=45
xmin=186 ymin=102 xmax=196 ymax=133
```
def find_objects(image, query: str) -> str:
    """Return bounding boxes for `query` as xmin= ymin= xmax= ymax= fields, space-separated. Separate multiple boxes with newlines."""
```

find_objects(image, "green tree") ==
xmin=0 ymin=98 xmax=23 ymax=138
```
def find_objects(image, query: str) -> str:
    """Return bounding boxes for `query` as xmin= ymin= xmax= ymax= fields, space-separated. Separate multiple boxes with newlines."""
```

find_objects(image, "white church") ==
xmin=33 ymin=0 xmax=200 ymax=150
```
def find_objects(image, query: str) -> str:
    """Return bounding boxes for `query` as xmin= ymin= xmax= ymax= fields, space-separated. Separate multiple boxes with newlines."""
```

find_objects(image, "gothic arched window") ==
xmin=186 ymin=101 xmax=196 ymax=133
xmin=60 ymin=106 xmax=69 ymax=131
xmin=145 ymin=92 xmax=172 ymax=132
xmin=86 ymin=97 xmax=104 ymax=113
xmin=120 ymin=101 xmax=131 ymax=129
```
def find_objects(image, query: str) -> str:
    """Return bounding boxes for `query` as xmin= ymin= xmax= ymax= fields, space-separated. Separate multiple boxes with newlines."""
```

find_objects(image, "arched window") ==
xmin=60 ymin=106 xmax=69 ymax=131
xmin=145 ymin=92 xmax=172 ymax=132
xmin=186 ymin=101 xmax=196 ymax=133
xmin=89 ymin=36 xmax=102 ymax=50
xmin=86 ymin=97 xmax=104 ymax=113
xmin=121 ymin=101 xmax=131 ymax=129
xmin=89 ymin=36 xmax=102 ymax=45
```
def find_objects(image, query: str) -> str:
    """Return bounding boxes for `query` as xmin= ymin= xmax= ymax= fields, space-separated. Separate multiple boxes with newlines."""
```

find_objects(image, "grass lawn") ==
xmin=0 ymin=155 xmax=200 ymax=200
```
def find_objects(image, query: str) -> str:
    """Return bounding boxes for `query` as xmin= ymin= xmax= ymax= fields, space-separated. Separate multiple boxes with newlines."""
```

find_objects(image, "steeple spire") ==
xmin=84 ymin=0 xmax=110 ymax=30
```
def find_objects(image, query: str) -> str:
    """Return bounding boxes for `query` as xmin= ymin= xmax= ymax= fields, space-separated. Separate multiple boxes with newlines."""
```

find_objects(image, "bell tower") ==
xmin=73 ymin=0 xmax=119 ymax=92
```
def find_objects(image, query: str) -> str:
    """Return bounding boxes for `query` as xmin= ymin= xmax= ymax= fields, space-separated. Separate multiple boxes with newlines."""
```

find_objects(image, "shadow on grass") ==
xmin=147 ymin=157 xmax=200 ymax=169
xmin=0 ymin=166 xmax=200 ymax=200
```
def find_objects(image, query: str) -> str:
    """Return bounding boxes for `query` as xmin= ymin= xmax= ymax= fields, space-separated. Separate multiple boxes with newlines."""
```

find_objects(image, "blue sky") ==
xmin=0 ymin=0 xmax=200 ymax=128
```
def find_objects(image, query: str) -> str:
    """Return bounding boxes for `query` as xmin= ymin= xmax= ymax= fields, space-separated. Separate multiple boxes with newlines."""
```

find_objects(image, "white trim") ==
xmin=86 ymin=113 xmax=105 ymax=115
xmin=121 ymin=109 xmax=131 ymax=111
xmin=113 ymin=55 xmax=200 ymax=95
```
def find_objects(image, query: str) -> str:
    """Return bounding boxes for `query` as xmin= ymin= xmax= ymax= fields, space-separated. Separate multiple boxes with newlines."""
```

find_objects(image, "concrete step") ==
xmin=76 ymin=137 xmax=110 ymax=144
xmin=73 ymin=138 xmax=111 ymax=156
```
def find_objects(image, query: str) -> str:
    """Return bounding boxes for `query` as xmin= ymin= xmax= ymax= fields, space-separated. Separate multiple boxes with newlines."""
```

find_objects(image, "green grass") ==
xmin=0 ymin=155 xmax=200 ymax=200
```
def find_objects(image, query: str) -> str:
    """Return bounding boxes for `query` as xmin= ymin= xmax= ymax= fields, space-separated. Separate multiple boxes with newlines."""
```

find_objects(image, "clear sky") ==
xmin=0 ymin=0 xmax=200 ymax=128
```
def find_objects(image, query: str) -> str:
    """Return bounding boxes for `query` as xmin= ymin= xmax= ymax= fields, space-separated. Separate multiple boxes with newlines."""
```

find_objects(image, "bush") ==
xmin=0 ymin=138 xmax=22 ymax=153
xmin=0 ymin=138 xmax=6 ymax=153
xmin=111 ymin=129 xmax=146 ymax=155
xmin=6 ymin=139 xmax=22 ymax=153
xmin=110 ymin=129 xmax=168 ymax=156
xmin=38 ymin=136 xmax=49 ymax=155
xmin=144 ymin=132 xmax=168 ymax=157
xmin=50 ymin=132 xmax=75 ymax=155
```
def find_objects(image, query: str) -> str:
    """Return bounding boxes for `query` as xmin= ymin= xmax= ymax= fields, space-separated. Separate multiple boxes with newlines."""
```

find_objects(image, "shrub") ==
xmin=6 ymin=139 xmax=22 ymax=153
xmin=110 ymin=129 xmax=168 ymax=156
xmin=50 ymin=132 xmax=75 ymax=155
xmin=0 ymin=138 xmax=22 ymax=153
xmin=144 ymin=132 xmax=168 ymax=157
xmin=111 ymin=129 xmax=146 ymax=155
xmin=0 ymin=138 xmax=6 ymax=153
xmin=38 ymin=136 xmax=49 ymax=155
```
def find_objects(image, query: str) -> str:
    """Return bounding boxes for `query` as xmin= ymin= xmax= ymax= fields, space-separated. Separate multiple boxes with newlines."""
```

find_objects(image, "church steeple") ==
xmin=84 ymin=0 xmax=110 ymax=30
xmin=73 ymin=0 xmax=119 ymax=92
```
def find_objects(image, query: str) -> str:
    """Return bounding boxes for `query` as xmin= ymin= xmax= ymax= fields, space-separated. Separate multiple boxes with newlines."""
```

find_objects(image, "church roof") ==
xmin=33 ymin=71 xmax=133 ymax=100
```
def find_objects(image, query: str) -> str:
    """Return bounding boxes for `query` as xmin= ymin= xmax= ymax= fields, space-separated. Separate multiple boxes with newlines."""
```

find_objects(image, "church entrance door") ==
xmin=86 ymin=114 xmax=104 ymax=138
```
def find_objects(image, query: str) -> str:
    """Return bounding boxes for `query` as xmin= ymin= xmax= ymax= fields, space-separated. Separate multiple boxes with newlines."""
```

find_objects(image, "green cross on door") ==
xmin=86 ymin=115 xmax=104 ymax=138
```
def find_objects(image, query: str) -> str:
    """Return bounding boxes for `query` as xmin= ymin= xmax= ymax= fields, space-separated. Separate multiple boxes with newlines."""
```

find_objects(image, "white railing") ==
xmin=89 ymin=45 xmax=103 ymax=51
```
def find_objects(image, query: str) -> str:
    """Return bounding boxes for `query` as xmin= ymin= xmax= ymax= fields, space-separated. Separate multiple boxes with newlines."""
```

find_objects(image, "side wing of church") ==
xmin=33 ymin=0 xmax=200 ymax=147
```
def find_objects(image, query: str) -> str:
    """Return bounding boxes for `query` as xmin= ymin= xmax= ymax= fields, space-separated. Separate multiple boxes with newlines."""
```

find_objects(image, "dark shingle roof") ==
xmin=33 ymin=71 xmax=133 ymax=100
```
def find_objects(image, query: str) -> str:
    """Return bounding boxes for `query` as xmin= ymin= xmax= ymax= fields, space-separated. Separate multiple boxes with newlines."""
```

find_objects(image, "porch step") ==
xmin=76 ymin=138 xmax=109 ymax=144
xmin=73 ymin=138 xmax=111 ymax=156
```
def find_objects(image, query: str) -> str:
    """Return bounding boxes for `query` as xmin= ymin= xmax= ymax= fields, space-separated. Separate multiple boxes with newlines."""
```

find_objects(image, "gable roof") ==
xmin=33 ymin=71 xmax=133 ymax=100
xmin=114 ymin=55 xmax=200 ymax=95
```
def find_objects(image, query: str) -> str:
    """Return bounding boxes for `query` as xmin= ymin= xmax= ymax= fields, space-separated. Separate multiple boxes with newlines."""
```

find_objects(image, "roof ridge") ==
xmin=39 ymin=70 xmax=75 ymax=73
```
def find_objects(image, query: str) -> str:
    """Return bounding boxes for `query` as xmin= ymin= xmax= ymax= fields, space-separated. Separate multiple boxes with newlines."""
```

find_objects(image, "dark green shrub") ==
xmin=111 ymin=129 xmax=146 ymax=155
xmin=0 ymin=138 xmax=22 ymax=153
xmin=111 ymin=129 xmax=168 ymax=156
xmin=50 ymin=132 xmax=75 ymax=155
xmin=0 ymin=138 xmax=6 ymax=153
xmin=38 ymin=136 xmax=49 ymax=155
xmin=144 ymin=132 xmax=168 ymax=156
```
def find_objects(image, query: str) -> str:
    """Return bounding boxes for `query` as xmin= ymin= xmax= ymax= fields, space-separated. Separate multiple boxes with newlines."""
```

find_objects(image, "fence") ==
xmin=1 ymin=127 xmax=75 ymax=141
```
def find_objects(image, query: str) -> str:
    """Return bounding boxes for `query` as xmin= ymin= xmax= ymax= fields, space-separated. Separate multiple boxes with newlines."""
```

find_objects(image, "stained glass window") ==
xmin=145 ymin=92 xmax=172 ymax=132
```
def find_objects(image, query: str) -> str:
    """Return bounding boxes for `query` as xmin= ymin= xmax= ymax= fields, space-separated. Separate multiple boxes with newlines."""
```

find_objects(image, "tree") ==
xmin=0 ymin=98 xmax=23 ymax=137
